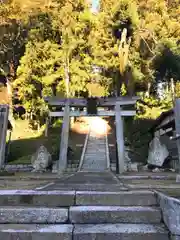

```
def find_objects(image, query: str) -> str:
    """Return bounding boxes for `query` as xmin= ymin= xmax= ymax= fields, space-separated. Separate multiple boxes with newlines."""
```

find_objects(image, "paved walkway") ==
xmin=42 ymin=172 xmax=127 ymax=191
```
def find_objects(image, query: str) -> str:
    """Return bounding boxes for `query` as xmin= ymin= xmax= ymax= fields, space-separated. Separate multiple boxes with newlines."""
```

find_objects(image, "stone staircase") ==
xmin=0 ymin=189 xmax=169 ymax=239
xmin=80 ymin=130 xmax=109 ymax=172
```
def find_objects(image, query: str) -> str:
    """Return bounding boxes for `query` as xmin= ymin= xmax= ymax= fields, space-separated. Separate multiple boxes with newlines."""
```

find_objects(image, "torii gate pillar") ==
xmin=115 ymin=103 xmax=125 ymax=174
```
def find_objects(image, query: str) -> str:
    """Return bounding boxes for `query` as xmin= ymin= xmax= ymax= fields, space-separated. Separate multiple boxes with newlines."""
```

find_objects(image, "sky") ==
xmin=91 ymin=0 xmax=99 ymax=13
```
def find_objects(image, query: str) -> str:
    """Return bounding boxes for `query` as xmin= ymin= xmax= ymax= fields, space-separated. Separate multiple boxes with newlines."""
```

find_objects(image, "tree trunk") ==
xmin=64 ymin=55 xmax=70 ymax=97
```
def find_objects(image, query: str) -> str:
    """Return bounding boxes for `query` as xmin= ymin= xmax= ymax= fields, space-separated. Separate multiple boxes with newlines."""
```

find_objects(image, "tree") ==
xmin=14 ymin=40 xmax=63 ymax=121
xmin=91 ymin=0 xmax=180 ymax=97
xmin=50 ymin=0 xmax=93 ymax=96
xmin=91 ymin=0 xmax=142 ymax=95
xmin=14 ymin=0 xmax=94 ymax=125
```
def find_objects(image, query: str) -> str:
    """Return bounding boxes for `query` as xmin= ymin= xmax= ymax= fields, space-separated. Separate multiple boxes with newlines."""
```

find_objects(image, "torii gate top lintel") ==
xmin=45 ymin=96 xmax=140 ymax=117
xmin=45 ymin=96 xmax=140 ymax=107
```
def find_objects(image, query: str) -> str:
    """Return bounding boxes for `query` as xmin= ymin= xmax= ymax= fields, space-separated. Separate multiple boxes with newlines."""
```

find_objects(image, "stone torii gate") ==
xmin=45 ymin=96 xmax=139 ymax=174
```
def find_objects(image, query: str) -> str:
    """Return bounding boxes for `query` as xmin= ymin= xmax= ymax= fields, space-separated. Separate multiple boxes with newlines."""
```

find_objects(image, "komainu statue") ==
xmin=31 ymin=145 xmax=52 ymax=172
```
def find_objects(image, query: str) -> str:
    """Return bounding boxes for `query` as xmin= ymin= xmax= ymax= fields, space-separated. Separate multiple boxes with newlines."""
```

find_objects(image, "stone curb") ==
xmin=155 ymin=191 xmax=180 ymax=235
xmin=4 ymin=165 xmax=33 ymax=172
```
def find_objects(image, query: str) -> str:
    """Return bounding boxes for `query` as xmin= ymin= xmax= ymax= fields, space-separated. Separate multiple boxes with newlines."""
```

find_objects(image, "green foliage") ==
xmin=14 ymin=40 xmax=62 ymax=116
xmin=13 ymin=1 xmax=93 ymax=122
xmin=136 ymin=91 xmax=173 ymax=120
xmin=0 ymin=0 xmax=180 ymax=124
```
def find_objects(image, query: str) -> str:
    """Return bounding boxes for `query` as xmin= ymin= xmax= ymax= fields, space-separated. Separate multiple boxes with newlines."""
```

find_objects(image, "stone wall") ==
xmin=3 ymin=164 xmax=33 ymax=172
xmin=155 ymin=191 xmax=180 ymax=239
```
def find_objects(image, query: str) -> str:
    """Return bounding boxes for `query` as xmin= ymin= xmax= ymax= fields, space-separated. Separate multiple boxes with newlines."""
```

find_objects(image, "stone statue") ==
xmin=31 ymin=145 xmax=52 ymax=172
xmin=124 ymin=145 xmax=132 ymax=171
xmin=147 ymin=136 xmax=169 ymax=167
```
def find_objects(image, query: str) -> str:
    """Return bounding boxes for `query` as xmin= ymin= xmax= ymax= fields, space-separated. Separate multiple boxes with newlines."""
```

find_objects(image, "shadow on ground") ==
xmin=7 ymin=118 xmax=86 ymax=164
xmin=107 ymin=117 xmax=155 ymax=164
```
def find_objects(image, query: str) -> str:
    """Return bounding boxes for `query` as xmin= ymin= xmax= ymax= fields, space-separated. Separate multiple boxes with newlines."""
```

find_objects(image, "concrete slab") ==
xmin=73 ymin=224 xmax=169 ymax=240
xmin=0 ymin=224 xmax=73 ymax=240
xmin=69 ymin=206 xmax=161 ymax=224
xmin=76 ymin=190 xmax=157 ymax=206
xmin=0 ymin=207 xmax=68 ymax=223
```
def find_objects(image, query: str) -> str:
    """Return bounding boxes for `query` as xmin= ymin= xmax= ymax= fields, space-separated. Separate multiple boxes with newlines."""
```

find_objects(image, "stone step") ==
xmin=84 ymin=157 xmax=106 ymax=158
xmin=111 ymin=163 xmax=116 ymax=167
xmin=111 ymin=166 xmax=116 ymax=171
xmin=81 ymin=166 xmax=107 ymax=169
xmin=53 ymin=168 xmax=77 ymax=173
xmin=82 ymin=162 xmax=106 ymax=165
xmin=0 ymin=224 xmax=73 ymax=239
xmin=85 ymin=152 xmax=106 ymax=155
xmin=83 ymin=158 xmax=106 ymax=161
xmin=87 ymin=143 xmax=105 ymax=145
xmin=0 ymin=190 xmax=75 ymax=207
xmin=76 ymin=191 xmax=157 ymax=206
xmin=0 ymin=223 xmax=168 ymax=240
xmin=86 ymin=153 xmax=106 ymax=155
xmin=0 ymin=207 xmax=68 ymax=223
xmin=83 ymin=157 xmax=106 ymax=160
xmin=86 ymin=145 xmax=106 ymax=148
xmin=65 ymin=168 xmax=78 ymax=172
xmin=86 ymin=147 xmax=106 ymax=150
xmin=69 ymin=206 xmax=161 ymax=224
xmin=0 ymin=189 xmax=142 ymax=206
xmin=67 ymin=163 xmax=78 ymax=166
xmin=68 ymin=159 xmax=80 ymax=163
xmin=73 ymin=224 xmax=169 ymax=240
xmin=88 ymin=144 xmax=105 ymax=146
xmin=44 ymin=184 xmax=128 ymax=191
xmin=84 ymin=155 xmax=106 ymax=158
xmin=81 ymin=166 xmax=107 ymax=172
xmin=86 ymin=147 xmax=105 ymax=149
xmin=67 ymin=164 xmax=78 ymax=168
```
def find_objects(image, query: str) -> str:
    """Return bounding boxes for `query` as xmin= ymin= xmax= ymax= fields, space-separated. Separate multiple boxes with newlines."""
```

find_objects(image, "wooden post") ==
xmin=58 ymin=102 xmax=70 ymax=172
xmin=174 ymin=99 xmax=180 ymax=173
xmin=115 ymin=103 xmax=125 ymax=174
xmin=0 ymin=105 xmax=9 ymax=168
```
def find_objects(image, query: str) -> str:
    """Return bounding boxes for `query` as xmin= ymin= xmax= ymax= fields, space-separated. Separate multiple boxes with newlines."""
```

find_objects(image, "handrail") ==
xmin=78 ymin=125 xmax=91 ymax=171
xmin=105 ymin=126 xmax=110 ymax=170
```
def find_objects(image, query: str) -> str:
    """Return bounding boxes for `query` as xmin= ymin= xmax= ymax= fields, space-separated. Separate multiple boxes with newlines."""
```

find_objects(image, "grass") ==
xmin=7 ymin=118 xmax=86 ymax=165
xmin=7 ymin=119 xmax=61 ymax=164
